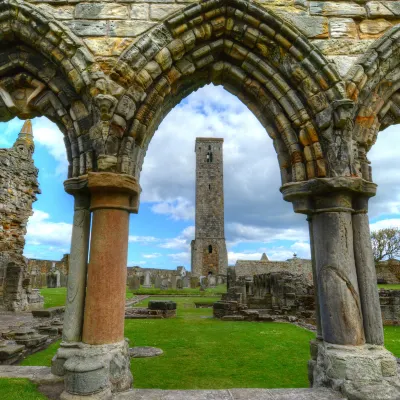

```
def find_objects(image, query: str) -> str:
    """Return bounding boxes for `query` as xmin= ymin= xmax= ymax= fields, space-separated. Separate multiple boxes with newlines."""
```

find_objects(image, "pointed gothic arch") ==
xmin=346 ymin=24 xmax=400 ymax=181
xmin=112 ymin=0 xmax=347 ymax=185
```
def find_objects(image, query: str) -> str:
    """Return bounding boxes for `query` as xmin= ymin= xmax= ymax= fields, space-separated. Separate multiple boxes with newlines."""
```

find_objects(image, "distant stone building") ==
xmin=376 ymin=259 xmax=400 ymax=284
xmin=191 ymin=138 xmax=228 ymax=277
xmin=27 ymin=254 xmax=70 ymax=288
xmin=234 ymin=254 xmax=313 ymax=284
xmin=0 ymin=120 xmax=43 ymax=310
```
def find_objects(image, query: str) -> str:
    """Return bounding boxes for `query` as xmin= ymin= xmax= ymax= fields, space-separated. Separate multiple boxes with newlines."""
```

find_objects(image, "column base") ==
xmin=311 ymin=340 xmax=400 ymax=400
xmin=52 ymin=340 xmax=132 ymax=398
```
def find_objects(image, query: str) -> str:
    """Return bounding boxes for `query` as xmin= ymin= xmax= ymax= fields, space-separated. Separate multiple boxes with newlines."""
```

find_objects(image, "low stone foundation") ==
xmin=52 ymin=340 xmax=133 ymax=400
xmin=125 ymin=301 xmax=177 ymax=319
xmin=0 ymin=308 xmax=64 ymax=365
xmin=380 ymin=290 xmax=400 ymax=326
xmin=311 ymin=340 xmax=400 ymax=400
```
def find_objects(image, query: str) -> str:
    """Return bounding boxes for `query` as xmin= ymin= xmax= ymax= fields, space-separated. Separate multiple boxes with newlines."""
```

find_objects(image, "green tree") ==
xmin=371 ymin=227 xmax=400 ymax=262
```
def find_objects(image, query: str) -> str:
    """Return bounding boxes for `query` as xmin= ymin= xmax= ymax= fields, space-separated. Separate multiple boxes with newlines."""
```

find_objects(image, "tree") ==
xmin=371 ymin=227 xmax=400 ymax=262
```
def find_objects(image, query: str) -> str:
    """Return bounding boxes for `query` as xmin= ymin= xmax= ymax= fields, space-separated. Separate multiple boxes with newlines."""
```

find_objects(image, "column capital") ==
xmin=64 ymin=175 xmax=90 ymax=210
xmin=280 ymin=177 xmax=377 ymax=215
xmin=88 ymin=172 xmax=141 ymax=213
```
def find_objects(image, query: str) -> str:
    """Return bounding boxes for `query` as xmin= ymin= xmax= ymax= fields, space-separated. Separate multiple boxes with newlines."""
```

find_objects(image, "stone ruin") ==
xmin=215 ymin=271 xmax=316 ymax=324
xmin=0 ymin=120 xmax=43 ymax=312
xmin=376 ymin=259 xmax=400 ymax=284
xmin=125 ymin=300 xmax=177 ymax=320
xmin=1 ymin=0 xmax=400 ymax=398
xmin=0 ymin=306 xmax=65 ymax=365
xmin=27 ymin=255 xmax=70 ymax=289
xmin=218 ymin=267 xmax=400 ymax=328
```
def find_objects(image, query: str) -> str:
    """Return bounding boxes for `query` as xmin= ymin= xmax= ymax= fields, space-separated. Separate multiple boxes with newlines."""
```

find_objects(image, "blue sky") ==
xmin=2 ymin=85 xmax=400 ymax=270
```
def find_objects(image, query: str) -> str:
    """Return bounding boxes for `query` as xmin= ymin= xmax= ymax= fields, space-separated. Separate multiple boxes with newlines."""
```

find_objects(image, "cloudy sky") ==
xmin=2 ymin=85 xmax=400 ymax=269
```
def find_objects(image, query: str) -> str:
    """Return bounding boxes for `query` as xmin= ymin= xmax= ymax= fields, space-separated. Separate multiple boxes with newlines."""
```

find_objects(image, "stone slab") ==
xmin=0 ymin=365 xmax=63 ymax=383
xmin=116 ymin=388 xmax=345 ymax=399
xmin=32 ymin=307 xmax=65 ymax=319
xmin=129 ymin=347 xmax=163 ymax=358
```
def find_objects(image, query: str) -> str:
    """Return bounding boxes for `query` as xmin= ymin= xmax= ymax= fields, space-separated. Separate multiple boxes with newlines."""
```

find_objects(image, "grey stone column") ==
xmin=352 ymin=197 xmax=384 ymax=345
xmin=312 ymin=204 xmax=365 ymax=346
xmin=62 ymin=180 xmax=91 ymax=342
xmin=307 ymin=217 xmax=322 ymax=341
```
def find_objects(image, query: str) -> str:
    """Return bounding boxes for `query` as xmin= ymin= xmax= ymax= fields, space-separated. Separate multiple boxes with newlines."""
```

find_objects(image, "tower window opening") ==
xmin=209 ymin=184 xmax=211 ymax=190
xmin=208 ymin=145 xmax=211 ymax=150
xmin=208 ymin=245 xmax=213 ymax=253
xmin=206 ymin=151 xmax=213 ymax=162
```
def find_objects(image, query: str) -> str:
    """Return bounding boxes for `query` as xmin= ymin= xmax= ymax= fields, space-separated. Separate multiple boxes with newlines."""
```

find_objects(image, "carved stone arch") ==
xmin=0 ymin=0 xmax=127 ymax=177
xmin=346 ymin=24 xmax=400 ymax=181
xmin=112 ymin=0 xmax=347 ymax=184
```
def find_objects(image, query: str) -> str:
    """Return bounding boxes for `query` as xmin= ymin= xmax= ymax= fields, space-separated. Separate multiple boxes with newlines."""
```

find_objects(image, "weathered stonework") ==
xmin=376 ymin=259 xmax=400 ymax=284
xmin=27 ymin=255 xmax=70 ymax=289
xmin=1 ymin=0 xmax=400 ymax=398
xmin=191 ymin=138 xmax=228 ymax=277
xmin=234 ymin=256 xmax=314 ymax=283
xmin=0 ymin=120 xmax=43 ymax=311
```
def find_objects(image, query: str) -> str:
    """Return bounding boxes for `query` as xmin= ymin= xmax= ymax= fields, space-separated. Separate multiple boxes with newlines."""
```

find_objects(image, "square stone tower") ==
xmin=191 ymin=138 xmax=228 ymax=277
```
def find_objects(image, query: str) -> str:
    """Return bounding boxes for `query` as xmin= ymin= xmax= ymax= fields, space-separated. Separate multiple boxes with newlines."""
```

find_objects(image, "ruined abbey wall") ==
xmin=376 ymin=259 xmax=400 ymax=284
xmin=234 ymin=257 xmax=314 ymax=283
xmin=25 ymin=0 xmax=400 ymax=80
xmin=0 ymin=122 xmax=41 ymax=310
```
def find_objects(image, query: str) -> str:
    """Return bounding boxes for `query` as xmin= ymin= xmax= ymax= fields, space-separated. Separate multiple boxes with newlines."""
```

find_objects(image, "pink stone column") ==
xmin=82 ymin=172 xmax=140 ymax=345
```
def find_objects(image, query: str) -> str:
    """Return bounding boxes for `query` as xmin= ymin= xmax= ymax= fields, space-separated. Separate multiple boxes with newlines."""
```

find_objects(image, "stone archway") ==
xmin=0 ymin=0 xmax=399 ymax=399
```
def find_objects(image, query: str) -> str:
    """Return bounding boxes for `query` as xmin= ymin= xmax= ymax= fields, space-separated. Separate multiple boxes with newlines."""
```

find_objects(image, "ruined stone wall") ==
xmin=234 ymin=258 xmax=313 ymax=284
xmin=379 ymin=289 xmax=400 ymax=325
xmin=127 ymin=265 xmax=190 ymax=281
xmin=216 ymin=271 xmax=400 ymax=325
xmin=376 ymin=259 xmax=400 ymax=284
xmin=26 ymin=254 xmax=70 ymax=288
xmin=25 ymin=0 xmax=400 ymax=79
xmin=0 ymin=128 xmax=40 ymax=308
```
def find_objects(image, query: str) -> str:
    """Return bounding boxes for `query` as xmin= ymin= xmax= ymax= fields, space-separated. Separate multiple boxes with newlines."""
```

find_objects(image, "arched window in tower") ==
xmin=209 ymin=184 xmax=211 ymax=190
xmin=208 ymin=245 xmax=213 ymax=254
xmin=206 ymin=151 xmax=213 ymax=163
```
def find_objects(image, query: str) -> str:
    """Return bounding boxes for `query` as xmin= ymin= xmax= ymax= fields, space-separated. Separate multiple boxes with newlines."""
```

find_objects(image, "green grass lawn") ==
xmin=39 ymin=287 xmax=134 ymax=308
xmin=131 ymin=284 xmax=226 ymax=296
xmin=23 ymin=295 xmax=315 ymax=389
xmin=0 ymin=378 xmax=47 ymax=400
xmin=378 ymin=284 xmax=400 ymax=290
xmin=17 ymin=292 xmax=400 ymax=394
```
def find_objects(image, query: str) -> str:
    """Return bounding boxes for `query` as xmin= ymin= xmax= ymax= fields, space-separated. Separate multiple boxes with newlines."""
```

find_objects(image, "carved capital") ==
xmin=280 ymin=177 xmax=377 ymax=214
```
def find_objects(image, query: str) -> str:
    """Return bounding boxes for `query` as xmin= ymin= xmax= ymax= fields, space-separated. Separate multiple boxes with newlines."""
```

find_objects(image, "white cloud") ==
xmin=370 ymin=219 xmax=400 ymax=232
xmin=151 ymin=197 xmax=195 ymax=221
xmin=32 ymin=117 xmax=68 ymax=176
xmin=142 ymin=253 xmax=162 ymax=259
xmin=128 ymin=235 xmax=159 ymax=244
xmin=167 ymin=252 xmax=190 ymax=264
xmin=226 ymin=223 xmax=309 ymax=247
xmin=159 ymin=226 xmax=194 ymax=250
xmin=25 ymin=209 xmax=72 ymax=251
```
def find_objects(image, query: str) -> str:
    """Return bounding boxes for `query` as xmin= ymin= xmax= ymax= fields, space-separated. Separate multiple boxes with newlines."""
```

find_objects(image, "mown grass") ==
xmin=378 ymin=284 xmax=400 ymax=290
xmin=23 ymin=295 xmax=315 ymax=389
xmin=131 ymin=284 xmax=226 ymax=296
xmin=39 ymin=287 xmax=134 ymax=308
xmin=20 ymin=292 xmax=400 ymax=392
xmin=384 ymin=326 xmax=400 ymax=356
xmin=0 ymin=378 xmax=47 ymax=400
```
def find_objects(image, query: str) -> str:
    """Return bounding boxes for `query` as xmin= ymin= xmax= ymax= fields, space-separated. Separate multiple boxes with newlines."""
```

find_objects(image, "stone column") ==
xmin=281 ymin=178 xmax=400 ymax=400
xmin=312 ymin=200 xmax=365 ymax=346
xmin=307 ymin=217 xmax=322 ymax=341
xmin=82 ymin=172 xmax=140 ymax=345
xmin=59 ymin=172 xmax=140 ymax=400
xmin=62 ymin=182 xmax=91 ymax=343
xmin=352 ymin=196 xmax=384 ymax=345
